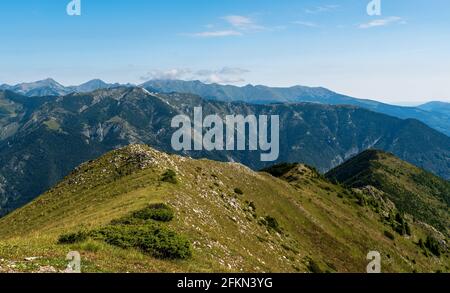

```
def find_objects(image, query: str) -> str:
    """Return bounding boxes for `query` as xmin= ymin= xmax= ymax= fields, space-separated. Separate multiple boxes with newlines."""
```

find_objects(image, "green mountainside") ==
xmin=0 ymin=87 xmax=449 ymax=217
xmin=326 ymin=150 xmax=450 ymax=236
xmin=0 ymin=145 xmax=448 ymax=273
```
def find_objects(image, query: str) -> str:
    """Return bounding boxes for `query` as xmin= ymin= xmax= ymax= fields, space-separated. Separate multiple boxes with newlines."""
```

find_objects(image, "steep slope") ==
xmin=326 ymin=150 xmax=450 ymax=236
xmin=0 ymin=145 xmax=448 ymax=272
xmin=0 ymin=87 xmax=449 ymax=216
xmin=0 ymin=90 xmax=55 ymax=140
xmin=2 ymin=79 xmax=449 ymax=136
xmin=0 ymin=88 xmax=176 ymax=216
xmin=141 ymin=80 xmax=450 ymax=136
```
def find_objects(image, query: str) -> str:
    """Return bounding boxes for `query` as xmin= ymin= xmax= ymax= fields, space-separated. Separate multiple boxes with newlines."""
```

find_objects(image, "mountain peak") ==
xmin=29 ymin=78 xmax=63 ymax=86
xmin=325 ymin=149 xmax=395 ymax=186
xmin=65 ymin=144 xmax=171 ymax=191
xmin=261 ymin=163 xmax=322 ymax=182
xmin=70 ymin=79 xmax=113 ymax=93
xmin=81 ymin=78 xmax=107 ymax=85
xmin=42 ymin=77 xmax=58 ymax=82
xmin=418 ymin=101 xmax=450 ymax=115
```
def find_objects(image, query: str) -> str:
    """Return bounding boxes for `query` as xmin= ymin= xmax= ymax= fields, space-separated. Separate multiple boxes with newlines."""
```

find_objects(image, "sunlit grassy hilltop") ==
xmin=0 ymin=145 xmax=448 ymax=273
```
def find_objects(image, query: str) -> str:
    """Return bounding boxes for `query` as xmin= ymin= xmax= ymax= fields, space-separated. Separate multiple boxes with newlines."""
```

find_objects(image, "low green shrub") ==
xmin=140 ymin=227 xmax=192 ymax=259
xmin=234 ymin=188 xmax=244 ymax=195
xmin=265 ymin=216 xmax=279 ymax=230
xmin=259 ymin=215 xmax=282 ymax=234
xmin=57 ymin=203 xmax=191 ymax=260
xmin=112 ymin=203 xmax=174 ymax=225
xmin=58 ymin=230 xmax=89 ymax=244
xmin=425 ymin=236 xmax=442 ymax=257
xmin=418 ymin=238 xmax=427 ymax=255
xmin=356 ymin=194 xmax=366 ymax=206
xmin=392 ymin=213 xmax=411 ymax=236
xmin=132 ymin=203 xmax=174 ymax=222
xmin=384 ymin=230 xmax=395 ymax=240
xmin=308 ymin=260 xmax=324 ymax=273
xmin=161 ymin=169 xmax=177 ymax=184
xmin=92 ymin=223 xmax=191 ymax=259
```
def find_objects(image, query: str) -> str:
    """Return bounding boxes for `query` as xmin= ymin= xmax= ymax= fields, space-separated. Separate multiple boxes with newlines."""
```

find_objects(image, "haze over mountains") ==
xmin=1 ymin=78 xmax=449 ymax=136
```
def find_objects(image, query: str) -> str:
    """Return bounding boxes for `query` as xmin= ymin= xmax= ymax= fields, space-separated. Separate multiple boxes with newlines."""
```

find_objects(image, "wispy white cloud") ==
xmin=222 ymin=15 xmax=265 ymax=31
xmin=185 ymin=14 xmax=268 ymax=38
xmin=140 ymin=69 xmax=192 ymax=81
xmin=359 ymin=16 xmax=405 ymax=29
xmin=187 ymin=30 xmax=242 ymax=38
xmin=197 ymin=67 xmax=250 ymax=83
xmin=140 ymin=67 xmax=250 ymax=84
xmin=292 ymin=21 xmax=319 ymax=28
xmin=305 ymin=5 xmax=339 ymax=14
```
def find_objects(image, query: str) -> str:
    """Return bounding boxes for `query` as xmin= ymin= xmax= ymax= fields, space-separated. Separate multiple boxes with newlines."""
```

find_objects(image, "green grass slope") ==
xmin=326 ymin=150 xmax=450 ymax=236
xmin=0 ymin=145 xmax=448 ymax=273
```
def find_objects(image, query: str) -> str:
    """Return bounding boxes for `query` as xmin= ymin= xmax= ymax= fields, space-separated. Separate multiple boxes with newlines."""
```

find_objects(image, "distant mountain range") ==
xmin=1 ymin=87 xmax=449 ymax=217
xmin=1 ymin=78 xmax=449 ymax=136
xmin=0 ymin=78 xmax=123 ymax=97
xmin=142 ymin=80 xmax=450 ymax=137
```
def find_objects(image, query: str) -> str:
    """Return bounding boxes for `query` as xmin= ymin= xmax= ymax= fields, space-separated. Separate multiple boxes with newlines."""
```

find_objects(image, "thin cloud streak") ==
xmin=185 ymin=14 xmax=266 ymax=38
xmin=305 ymin=5 xmax=339 ymax=14
xmin=140 ymin=67 xmax=250 ymax=84
xmin=187 ymin=30 xmax=242 ymax=38
xmin=359 ymin=16 xmax=405 ymax=29
xmin=222 ymin=15 xmax=265 ymax=31
xmin=292 ymin=21 xmax=319 ymax=28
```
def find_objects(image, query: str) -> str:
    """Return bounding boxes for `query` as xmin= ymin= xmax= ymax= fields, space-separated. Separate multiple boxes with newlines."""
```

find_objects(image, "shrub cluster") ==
xmin=132 ymin=203 xmax=174 ymax=222
xmin=308 ymin=259 xmax=324 ymax=273
xmin=384 ymin=230 xmax=395 ymax=240
xmin=58 ymin=230 xmax=89 ymax=244
xmin=259 ymin=215 xmax=283 ymax=234
xmin=92 ymin=224 xmax=191 ymax=259
xmin=58 ymin=203 xmax=191 ymax=260
xmin=418 ymin=236 xmax=442 ymax=257
xmin=161 ymin=169 xmax=177 ymax=184
xmin=393 ymin=213 xmax=411 ymax=236
xmin=234 ymin=188 xmax=244 ymax=195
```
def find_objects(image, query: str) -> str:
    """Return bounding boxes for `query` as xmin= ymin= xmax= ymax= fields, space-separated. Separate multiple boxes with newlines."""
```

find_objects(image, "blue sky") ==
xmin=0 ymin=0 xmax=449 ymax=104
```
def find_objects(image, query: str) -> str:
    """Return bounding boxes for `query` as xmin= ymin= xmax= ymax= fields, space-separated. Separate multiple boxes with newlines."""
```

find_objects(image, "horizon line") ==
xmin=1 ymin=77 xmax=448 ymax=106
